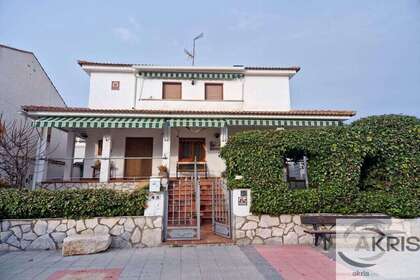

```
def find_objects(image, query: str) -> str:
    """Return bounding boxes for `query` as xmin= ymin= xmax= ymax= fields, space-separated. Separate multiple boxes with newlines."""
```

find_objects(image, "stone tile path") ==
xmin=0 ymin=245 xmax=340 ymax=280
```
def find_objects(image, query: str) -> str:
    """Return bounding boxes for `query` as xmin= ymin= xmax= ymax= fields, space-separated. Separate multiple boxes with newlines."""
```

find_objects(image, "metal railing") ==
xmin=39 ymin=156 xmax=166 ymax=182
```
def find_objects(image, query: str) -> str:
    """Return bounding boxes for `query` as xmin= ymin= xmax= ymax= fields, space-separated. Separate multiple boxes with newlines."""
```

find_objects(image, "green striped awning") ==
xmin=226 ymin=119 xmax=342 ymax=127
xmin=169 ymin=119 xmax=226 ymax=128
xmin=32 ymin=116 xmax=342 ymax=129
xmin=140 ymin=71 xmax=244 ymax=80
xmin=33 ymin=116 xmax=165 ymax=129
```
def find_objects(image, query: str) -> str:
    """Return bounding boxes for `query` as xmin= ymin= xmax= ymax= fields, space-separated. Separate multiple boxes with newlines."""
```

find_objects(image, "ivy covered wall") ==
xmin=221 ymin=115 xmax=419 ymax=218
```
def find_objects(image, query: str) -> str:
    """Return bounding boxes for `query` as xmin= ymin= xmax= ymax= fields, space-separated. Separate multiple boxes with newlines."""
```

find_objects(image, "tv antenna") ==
xmin=184 ymin=32 xmax=204 ymax=66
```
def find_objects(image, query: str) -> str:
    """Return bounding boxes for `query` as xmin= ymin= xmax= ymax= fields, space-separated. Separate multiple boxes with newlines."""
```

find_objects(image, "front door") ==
xmin=178 ymin=138 xmax=206 ymax=162
xmin=124 ymin=137 xmax=153 ymax=179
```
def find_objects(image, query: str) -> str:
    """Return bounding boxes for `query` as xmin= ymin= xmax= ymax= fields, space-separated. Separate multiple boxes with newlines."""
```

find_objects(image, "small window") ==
xmin=97 ymin=140 xmax=103 ymax=156
xmin=205 ymin=83 xmax=223 ymax=100
xmin=284 ymin=156 xmax=308 ymax=189
xmin=111 ymin=81 xmax=120 ymax=90
xmin=162 ymin=82 xmax=182 ymax=99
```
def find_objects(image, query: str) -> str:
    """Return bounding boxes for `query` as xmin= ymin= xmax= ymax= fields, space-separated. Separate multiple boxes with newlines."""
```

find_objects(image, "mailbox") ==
xmin=149 ymin=177 xmax=161 ymax=192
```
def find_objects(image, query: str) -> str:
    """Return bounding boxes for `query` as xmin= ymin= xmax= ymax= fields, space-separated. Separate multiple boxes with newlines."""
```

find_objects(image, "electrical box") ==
xmin=149 ymin=177 xmax=161 ymax=192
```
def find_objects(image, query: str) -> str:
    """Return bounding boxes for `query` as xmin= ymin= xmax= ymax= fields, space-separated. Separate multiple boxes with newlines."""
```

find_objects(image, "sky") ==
xmin=1 ymin=0 xmax=419 ymax=119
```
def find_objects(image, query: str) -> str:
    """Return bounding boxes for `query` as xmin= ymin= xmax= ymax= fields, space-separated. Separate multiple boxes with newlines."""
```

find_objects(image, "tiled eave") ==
xmin=22 ymin=106 xmax=356 ymax=120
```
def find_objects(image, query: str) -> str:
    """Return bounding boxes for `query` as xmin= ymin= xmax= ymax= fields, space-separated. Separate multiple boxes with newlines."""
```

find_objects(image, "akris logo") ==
xmin=337 ymin=220 xmax=420 ymax=268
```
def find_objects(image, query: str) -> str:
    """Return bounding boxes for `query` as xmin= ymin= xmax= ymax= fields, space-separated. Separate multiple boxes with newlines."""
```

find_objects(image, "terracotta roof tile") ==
xmin=77 ymin=60 xmax=300 ymax=72
xmin=22 ymin=105 xmax=356 ymax=117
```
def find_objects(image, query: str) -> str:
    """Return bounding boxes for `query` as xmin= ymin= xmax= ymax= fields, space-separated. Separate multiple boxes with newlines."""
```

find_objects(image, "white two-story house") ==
xmin=23 ymin=61 xmax=355 ymax=186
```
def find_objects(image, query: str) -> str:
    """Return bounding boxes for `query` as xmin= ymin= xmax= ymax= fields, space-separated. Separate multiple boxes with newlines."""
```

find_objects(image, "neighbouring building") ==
xmin=0 ymin=44 xmax=68 ymax=186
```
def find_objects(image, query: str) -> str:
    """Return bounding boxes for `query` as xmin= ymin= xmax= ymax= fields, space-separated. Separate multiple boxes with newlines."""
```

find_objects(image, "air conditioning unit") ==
xmin=149 ymin=177 xmax=161 ymax=192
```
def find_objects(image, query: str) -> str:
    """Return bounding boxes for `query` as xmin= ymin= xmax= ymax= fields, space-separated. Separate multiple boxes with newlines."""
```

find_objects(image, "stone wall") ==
xmin=0 ymin=216 xmax=162 ymax=251
xmin=234 ymin=214 xmax=313 ymax=245
xmin=40 ymin=181 xmax=145 ymax=192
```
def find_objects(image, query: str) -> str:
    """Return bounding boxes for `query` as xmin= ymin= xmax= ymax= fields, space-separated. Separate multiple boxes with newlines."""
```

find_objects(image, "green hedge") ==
xmin=220 ymin=115 xmax=420 ymax=218
xmin=0 ymin=188 xmax=149 ymax=219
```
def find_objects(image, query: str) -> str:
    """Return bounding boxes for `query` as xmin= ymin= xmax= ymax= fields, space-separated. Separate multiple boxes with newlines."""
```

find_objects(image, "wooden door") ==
xmin=124 ymin=138 xmax=153 ymax=179
xmin=178 ymin=138 xmax=206 ymax=162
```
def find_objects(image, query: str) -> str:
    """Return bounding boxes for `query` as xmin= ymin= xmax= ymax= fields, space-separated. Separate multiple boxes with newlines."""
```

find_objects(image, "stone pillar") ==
xmin=220 ymin=126 xmax=228 ymax=147
xmin=99 ymin=134 xmax=112 ymax=183
xmin=32 ymin=127 xmax=49 ymax=190
xmin=63 ymin=131 xmax=75 ymax=181
xmin=162 ymin=123 xmax=171 ymax=171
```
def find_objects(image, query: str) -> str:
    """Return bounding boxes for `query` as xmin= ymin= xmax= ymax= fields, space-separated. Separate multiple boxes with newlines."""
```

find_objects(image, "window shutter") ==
xmin=163 ymin=83 xmax=182 ymax=99
xmin=205 ymin=84 xmax=223 ymax=100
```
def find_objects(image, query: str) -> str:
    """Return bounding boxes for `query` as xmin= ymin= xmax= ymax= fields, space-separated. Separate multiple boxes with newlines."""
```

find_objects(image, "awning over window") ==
xmin=140 ymin=71 xmax=244 ymax=80
xmin=33 ymin=116 xmax=165 ymax=129
xmin=169 ymin=118 xmax=226 ymax=128
xmin=33 ymin=116 xmax=342 ymax=129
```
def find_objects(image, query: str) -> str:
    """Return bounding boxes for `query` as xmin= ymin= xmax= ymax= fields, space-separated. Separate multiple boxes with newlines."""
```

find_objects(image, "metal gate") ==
xmin=212 ymin=178 xmax=232 ymax=238
xmin=164 ymin=167 xmax=200 ymax=240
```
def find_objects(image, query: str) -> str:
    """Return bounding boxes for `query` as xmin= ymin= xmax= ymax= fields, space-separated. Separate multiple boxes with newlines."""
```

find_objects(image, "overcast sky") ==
xmin=1 ymin=0 xmax=419 ymax=119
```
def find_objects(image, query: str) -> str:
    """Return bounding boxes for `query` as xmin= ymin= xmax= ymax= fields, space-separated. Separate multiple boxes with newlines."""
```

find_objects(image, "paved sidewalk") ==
xmin=0 ymin=245 xmax=339 ymax=280
xmin=0 ymin=245 xmax=268 ymax=280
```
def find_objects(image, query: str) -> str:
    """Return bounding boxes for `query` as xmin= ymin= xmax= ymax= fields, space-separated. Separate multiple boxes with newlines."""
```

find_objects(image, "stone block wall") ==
xmin=234 ymin=214 xmax=313 ymax=245
xmin=40 ymin=182 xmax=143 ymax=192
xmin=0 ymin=216 xmax=162 ymax=251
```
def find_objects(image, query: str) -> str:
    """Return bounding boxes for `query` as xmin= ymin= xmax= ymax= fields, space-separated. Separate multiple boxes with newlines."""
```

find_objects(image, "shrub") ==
xmin=220 ymin=115 xmax=420 ymax=218
xmin=0 ymin=188 xmax=149 ymax=219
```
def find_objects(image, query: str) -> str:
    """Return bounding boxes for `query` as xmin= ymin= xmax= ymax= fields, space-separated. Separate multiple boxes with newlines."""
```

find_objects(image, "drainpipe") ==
xmin=132 ymin=72 xmax=140 ymax=109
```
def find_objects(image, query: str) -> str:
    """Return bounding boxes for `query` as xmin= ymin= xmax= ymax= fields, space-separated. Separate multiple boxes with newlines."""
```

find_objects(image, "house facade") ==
xmin=0 ymin=44 xmax=68 ymax=186
xmin=22 ymin=61 xmax=355 ymax=185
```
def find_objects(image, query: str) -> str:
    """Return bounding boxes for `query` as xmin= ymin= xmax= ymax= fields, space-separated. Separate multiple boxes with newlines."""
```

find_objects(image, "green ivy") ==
xmin=0 ymin=188 xmax=149 ymax=219
xmin=220 ymin=115 xmax=420 ymax=218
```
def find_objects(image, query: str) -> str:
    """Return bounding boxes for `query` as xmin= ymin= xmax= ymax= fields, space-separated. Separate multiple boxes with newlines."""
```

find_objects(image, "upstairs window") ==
xmin=205 ymin=83 xmax=223 ymax=100
xmin=162 ymin=82 xmax=182 ymax=100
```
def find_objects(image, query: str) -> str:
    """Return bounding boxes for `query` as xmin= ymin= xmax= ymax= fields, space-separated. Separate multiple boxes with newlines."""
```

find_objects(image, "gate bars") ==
xmin=212 ymin=178 xmax=232 ymax=238
xmin=164 ymin=160 xmax=200 ymax=240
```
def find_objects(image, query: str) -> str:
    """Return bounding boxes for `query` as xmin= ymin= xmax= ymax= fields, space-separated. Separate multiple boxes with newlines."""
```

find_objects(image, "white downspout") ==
xmin=132 ymin=73 xmax=140 ymax=109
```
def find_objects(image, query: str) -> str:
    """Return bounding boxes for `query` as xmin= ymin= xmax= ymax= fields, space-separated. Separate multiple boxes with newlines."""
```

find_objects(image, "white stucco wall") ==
xmin=88 ymin=72 xmax=136 ymax=109
xmin=243 ymin=75 xmax=291 ymax=111
xmin=87 ymin=70 xmax=292 ymax=112
xmin=0 ymin=45 xmax=67 ymax=184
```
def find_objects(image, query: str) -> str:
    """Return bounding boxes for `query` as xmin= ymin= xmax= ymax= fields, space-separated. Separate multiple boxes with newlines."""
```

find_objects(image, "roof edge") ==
xmin=77 ymin=60 xmax=301 ymax=72
xmin=22 ymin=105 xmax=356 ymax=118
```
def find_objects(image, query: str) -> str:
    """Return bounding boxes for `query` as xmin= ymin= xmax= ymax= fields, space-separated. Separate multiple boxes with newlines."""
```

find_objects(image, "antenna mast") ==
xmin=184 ymin=32 xmax=204 ymax=66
